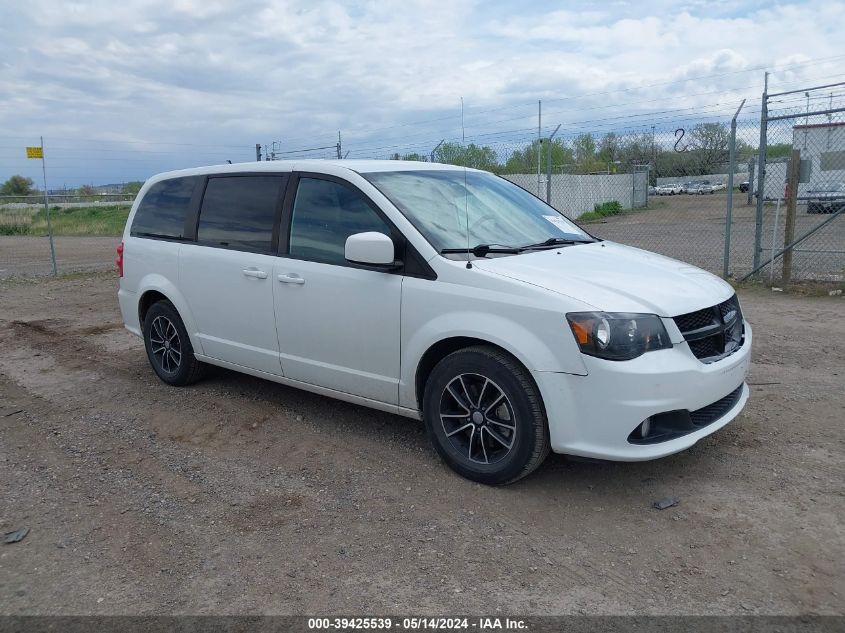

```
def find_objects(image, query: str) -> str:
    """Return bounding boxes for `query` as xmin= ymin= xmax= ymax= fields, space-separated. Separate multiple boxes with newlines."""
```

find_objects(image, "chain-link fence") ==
xmin=2 ymin=82 xmax=843 ymax=284
xmin=0 ymin=194 xmax=132 ymax=278
xmin=742 ymin=83 xmax=845 ymax=283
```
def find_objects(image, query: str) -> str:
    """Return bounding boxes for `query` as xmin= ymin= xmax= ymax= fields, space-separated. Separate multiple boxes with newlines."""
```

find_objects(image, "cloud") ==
xmin=0 ymin=0 xmax=842 ymax=185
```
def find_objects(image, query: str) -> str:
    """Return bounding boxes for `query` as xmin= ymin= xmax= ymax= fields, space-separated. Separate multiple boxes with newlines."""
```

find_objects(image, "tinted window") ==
xmin=289 ymin=177 xmax=391 ymax=265
xmin=131 ymin=176 xmax=199 ymax=238
xmin=197 ymin=175 xmax=285 ymax=253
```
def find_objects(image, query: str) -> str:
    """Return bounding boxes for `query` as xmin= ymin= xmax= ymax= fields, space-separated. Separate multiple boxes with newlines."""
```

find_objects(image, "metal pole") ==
xmin=431 ymin=139 xmax=444 ymax=163
xmin=336 ymin=131 xmax=342 ymax=159
xmin=546 ymin=124 xmax=561 ymax=205
xmin=40 ymin=136 xmax=58 ymax=276
xmin=537 ymin=100 xmax=542 ymax=197
xmin=752 ymin=72 xmax=768 ymax=274
xmin=724 ymin=98 xmax=745 ymax=278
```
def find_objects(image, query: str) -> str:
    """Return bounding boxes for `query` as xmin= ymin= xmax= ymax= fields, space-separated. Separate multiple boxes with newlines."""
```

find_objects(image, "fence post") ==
xmin=781 ymin=149 xmax=800 ymax=284
xmin=724 ymin=99 xmax=746 ymax=278
xmin=546 ymin=124 xmax=561 ymax=205
xmin=40 ymin=136 xmax=58 ymax=276
xmin=752 ymin=72 xmax=769 ymax=275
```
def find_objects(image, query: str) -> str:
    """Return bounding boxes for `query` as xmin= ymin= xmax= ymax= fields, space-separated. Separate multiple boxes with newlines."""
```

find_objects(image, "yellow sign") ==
xmin=26 ymin=147 xmax=43 ymax=159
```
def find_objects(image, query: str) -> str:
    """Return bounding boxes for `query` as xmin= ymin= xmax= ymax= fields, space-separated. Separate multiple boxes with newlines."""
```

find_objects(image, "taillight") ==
xmin=116 ymin=242 xmax=124 ymax=277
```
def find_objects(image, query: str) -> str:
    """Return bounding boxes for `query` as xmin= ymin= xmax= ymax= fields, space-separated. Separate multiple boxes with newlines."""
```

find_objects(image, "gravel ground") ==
xmin=0 ymin=273 xmax=843 ymax=615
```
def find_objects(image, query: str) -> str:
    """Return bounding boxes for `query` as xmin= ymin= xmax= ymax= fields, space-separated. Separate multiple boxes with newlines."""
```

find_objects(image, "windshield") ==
xmin=362 ymin=170 xmax=590 ymax=252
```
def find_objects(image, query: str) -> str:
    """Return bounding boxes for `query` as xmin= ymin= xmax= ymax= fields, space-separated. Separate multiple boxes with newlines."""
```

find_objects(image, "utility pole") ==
xmin=651 ymin=125 xmax=656 ymax=171
xmin=255 ymin=144 xmax=262 ymax=161
xmin=337 ymin=131 xmax=342 ymax=159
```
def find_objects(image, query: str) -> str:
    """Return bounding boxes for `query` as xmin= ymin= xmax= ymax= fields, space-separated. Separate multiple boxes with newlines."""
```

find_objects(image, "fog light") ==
xmin=640 ymin=418 xmax=652 ymax=438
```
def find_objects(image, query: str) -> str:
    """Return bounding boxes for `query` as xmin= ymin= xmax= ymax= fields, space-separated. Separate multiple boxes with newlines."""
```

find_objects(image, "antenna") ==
xmin=464 ymin=167 xmax=471 ymax=269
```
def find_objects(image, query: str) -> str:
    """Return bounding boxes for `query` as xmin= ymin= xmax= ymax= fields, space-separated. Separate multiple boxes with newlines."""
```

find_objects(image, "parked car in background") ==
xmin=117 ymin=160 xmax=751 ymax=485
xmin=696 ymin=184 xmax=715 ymax=195
xmin=648 ymin=185 xmax=657 ymax=196
xmin=712 ymin=182 xmax=727 ymax=191
xmin=656 ymin=183 xmax=682 ymax=195
xmin=681 ymin=182 xmax=697 ymax=194
xmin=806 ymin=182 xmax=845 ymax=214
xmin=739 ymin=181 xmax=750 ymax=193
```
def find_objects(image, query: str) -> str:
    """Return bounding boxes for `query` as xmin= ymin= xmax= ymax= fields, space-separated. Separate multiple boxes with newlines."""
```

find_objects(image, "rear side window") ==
xmin=197 ymin=175 xmax=285 ymax=253
xmin=289 ymin=177 xmax=391 ymax=265
xmin=131 ymin=176 xmax=199 ymax=239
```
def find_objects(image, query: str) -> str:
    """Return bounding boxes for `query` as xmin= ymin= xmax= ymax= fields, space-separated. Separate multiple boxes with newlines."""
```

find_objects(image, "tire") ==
xmin=143 ymin=300 xmax=206 ymax=386
xmin=422 ymin=346 xmax=550 ymax=485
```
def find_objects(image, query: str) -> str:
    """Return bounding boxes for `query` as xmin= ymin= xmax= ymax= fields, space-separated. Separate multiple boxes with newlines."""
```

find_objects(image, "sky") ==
xmin=1 ymin=0 xmax=844 ymax=187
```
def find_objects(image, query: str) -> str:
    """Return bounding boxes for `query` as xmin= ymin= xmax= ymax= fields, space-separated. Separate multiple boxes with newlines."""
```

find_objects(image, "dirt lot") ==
xmin=0 ymin=273 xmax=843 ymax=615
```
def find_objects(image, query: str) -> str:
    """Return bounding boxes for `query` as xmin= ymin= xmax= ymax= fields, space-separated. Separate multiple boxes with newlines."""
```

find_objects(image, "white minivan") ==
xmin=117 ymin=160 xmax=751 ymax=484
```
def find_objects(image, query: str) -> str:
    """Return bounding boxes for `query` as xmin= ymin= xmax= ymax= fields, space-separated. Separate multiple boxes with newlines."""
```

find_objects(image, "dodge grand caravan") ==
xmin=117 ymin=160 xmax=751 ymax=484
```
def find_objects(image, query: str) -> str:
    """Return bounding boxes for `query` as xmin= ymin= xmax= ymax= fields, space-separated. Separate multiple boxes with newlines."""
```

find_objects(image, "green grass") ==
xmin=0 ymin=205 xmax=129 ymax=236
xmin=577 ymin=200 xmax=623 ymax=222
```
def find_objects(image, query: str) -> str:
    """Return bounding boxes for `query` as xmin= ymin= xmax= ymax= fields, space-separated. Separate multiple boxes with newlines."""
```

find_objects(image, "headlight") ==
xmin=566 ymin=312 xmax=672 ymax=360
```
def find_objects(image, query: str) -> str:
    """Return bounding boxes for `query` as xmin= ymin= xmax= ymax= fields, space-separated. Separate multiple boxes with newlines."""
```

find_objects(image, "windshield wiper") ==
xmin=441 ymin=243 xmax=523 ymax=257
xmin=521 ymin=236 xmax=594 ymax=250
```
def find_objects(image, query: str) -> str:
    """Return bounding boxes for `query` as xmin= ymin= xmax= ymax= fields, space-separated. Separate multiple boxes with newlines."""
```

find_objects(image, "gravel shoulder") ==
xmin=0 ymin=273 xmax=843 ymax=615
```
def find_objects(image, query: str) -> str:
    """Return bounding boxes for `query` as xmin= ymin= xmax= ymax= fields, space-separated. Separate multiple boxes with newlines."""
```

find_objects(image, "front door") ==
xmin=273 ymin=175 xmax=401 ymax=404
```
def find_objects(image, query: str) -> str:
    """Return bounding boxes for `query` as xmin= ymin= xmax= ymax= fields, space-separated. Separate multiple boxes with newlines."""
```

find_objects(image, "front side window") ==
xmin=131 ymin=176 xmax=200 ymax=239
xmin=289 ymin=177 xmax=391 ymax=265
xmin=363 ymin=170 xmax=589 ymax=253
xmin=197 ymin=175 xmax=285 ymax=253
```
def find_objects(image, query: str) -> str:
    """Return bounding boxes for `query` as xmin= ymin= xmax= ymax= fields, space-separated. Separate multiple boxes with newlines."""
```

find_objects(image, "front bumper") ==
xmin=534 ymin=322 xmax=752 ymax=461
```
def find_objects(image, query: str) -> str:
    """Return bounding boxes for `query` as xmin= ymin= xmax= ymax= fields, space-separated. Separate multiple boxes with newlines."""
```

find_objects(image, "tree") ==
xmin=573 ymin=133 xmax=598 ymax=172
xmin=401 ymin=153 xmax=426 ymax=162
xmin=597 ymin=132 xmax=620 ymax=165
xmin=0 ymin=175 xmax=35 ymax=196
xmin=766 ymin=143 xmax=792 ymax=159
xmin=503 ymin=139 xmax=574 ymax=174
xmin=686 ymin=122 xmax=730 ymax=174
xmin=433 ymin=142 xmax=499 ymax=171
xmin=123 ymin=181 xmax=144 ymax=195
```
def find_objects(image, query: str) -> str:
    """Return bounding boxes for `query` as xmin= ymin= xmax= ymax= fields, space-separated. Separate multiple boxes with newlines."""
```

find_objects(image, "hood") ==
xmin=472 ymin=241 xmax=734 ymax=316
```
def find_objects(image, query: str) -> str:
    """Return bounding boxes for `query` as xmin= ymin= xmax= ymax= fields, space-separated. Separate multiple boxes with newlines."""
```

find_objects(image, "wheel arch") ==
xmin=135 ymin=275 xmax=203 ymax=354
xmin=414 ymin=336 xmax=539 ymax=415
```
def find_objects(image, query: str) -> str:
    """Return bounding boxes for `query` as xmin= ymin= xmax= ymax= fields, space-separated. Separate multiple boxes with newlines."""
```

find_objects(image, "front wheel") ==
xmin=422 ymin=346 xmax=550 ymax=485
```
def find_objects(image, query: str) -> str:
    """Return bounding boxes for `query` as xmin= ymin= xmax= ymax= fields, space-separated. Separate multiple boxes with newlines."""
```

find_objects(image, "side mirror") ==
xmin=345 ymin=232 xmax=398 ymax=267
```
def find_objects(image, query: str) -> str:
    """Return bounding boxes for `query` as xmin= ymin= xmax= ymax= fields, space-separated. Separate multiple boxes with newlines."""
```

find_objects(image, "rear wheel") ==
xmin=422 ymin=346 xmax=550 ymax=485
xmin=143 ymin=300 xmax=206 ymax=386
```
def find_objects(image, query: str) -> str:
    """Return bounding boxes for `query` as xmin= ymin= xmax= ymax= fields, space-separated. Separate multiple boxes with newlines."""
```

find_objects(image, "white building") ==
xmin=792 ymin=121 xmax=845 ymax=195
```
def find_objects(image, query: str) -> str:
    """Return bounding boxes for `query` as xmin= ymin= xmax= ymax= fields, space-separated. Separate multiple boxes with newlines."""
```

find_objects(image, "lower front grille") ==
xmin=673 ymin=294 xmax=745 ymax=364
xmin=628 ymin=384 xmax=745 ymax=445
xmin=690 ymin=385 xmax=744 ymax=427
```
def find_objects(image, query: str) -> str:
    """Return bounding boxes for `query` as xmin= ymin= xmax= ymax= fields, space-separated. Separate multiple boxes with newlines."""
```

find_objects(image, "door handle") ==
xmin=277 ymin=273 xmax=305 ymax=285
xmin=242 ymin=268 xmax=268 ymax=279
